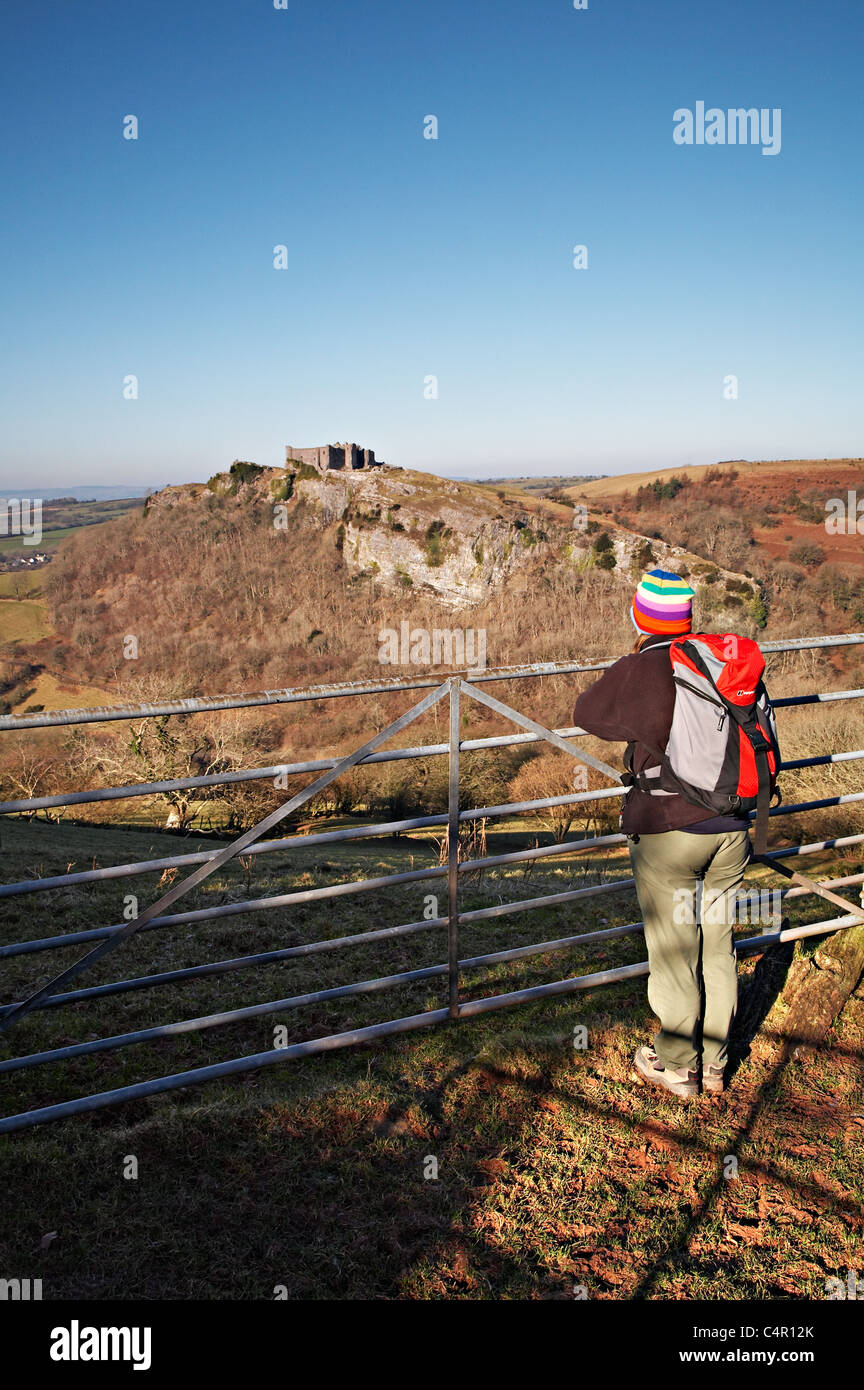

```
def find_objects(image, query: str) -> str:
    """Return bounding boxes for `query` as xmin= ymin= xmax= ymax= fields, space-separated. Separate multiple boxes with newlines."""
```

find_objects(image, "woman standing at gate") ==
xmin=571 ymin=570 xmax=751 ymax=1098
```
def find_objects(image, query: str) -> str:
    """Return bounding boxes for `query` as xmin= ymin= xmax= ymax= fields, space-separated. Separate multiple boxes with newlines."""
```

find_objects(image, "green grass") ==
xmin=0 ymin=816 xmax=861 ymax=1300
xmin=0 ymin=526 xmax=81 ymax=555
xmin=0 ymin=597 xmax=51 ymax=644
xmin=0 ymin=571 xmax=43 ymax=599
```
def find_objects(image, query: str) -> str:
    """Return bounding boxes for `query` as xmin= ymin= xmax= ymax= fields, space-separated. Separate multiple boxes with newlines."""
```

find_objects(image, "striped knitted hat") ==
xmin=631 ymin=568 xmax=694 ymax=636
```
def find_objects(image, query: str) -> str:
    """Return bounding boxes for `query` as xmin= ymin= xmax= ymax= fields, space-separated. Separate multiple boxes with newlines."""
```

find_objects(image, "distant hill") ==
xmin=563 ymin=459 xmax=864 ymax=583
xmin=566 ymin=458 xmax=864 ymax=501
xmin=0 ymin=485 xmax=159 ymax=501
xmin=478 ymin=474 xmax=606 ymax=494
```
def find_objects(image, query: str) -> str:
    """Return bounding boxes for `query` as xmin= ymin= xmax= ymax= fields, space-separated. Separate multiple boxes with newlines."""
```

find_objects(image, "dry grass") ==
xmin=569 ymin=457 xmax=864 ymax=501
xmin=0 ymin=572 xmax=44 ymax=599
xmin=0 ymin=598 xmax=51 ymax=646
xmin=0 ymin=814 xmax=861 ymax=1300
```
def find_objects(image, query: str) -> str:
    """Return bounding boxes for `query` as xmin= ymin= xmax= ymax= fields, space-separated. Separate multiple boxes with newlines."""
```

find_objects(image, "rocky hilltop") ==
xmin=149 ymin=460 xmax=763 ymax=621
xmin=39 ymin=460 xmax=772 ymax=703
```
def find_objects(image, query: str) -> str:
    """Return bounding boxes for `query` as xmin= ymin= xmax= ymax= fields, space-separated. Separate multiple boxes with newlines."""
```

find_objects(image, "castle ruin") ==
xmin=285 ymin=442 xmax=383 ymax=473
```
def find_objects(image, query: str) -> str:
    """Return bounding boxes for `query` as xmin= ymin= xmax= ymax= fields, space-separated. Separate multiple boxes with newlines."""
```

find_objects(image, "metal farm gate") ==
xmin=1 ymin=633 xmax=863 ymax=1133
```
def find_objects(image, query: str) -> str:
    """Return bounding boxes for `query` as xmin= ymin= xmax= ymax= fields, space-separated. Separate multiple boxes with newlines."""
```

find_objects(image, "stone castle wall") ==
xmin=285 ymin=443 xmax=382 ymax=472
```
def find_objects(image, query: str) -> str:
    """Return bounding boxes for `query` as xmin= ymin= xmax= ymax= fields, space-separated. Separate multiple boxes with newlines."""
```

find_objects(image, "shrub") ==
xmin=292 ymin=462 xmax=321 ymax=482
xmin=789 ymin=542 xmax=825 ymax=568
xmin=630 ymin=540 xmax=656 ymax=576
xmin=425 ymin=518 xmax=451 ymax=568
xmin=269 ymin=476 xmax=293 ymax=503
xmin=229 ymin=460 xmax=264 ymax=487
xmin=633 ymin=475 xmax=689 ymax=507
xmin=748 ymin=591 xmax=769 ymax=628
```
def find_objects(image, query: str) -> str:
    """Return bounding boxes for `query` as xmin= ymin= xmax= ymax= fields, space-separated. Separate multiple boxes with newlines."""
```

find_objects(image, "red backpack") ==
xmin=624 ymin=633 xmax=781 ymax=849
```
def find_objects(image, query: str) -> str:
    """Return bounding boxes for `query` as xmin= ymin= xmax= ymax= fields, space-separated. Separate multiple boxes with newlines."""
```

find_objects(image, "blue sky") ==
xmin=0 ymin=0 xmax=861 ymax=487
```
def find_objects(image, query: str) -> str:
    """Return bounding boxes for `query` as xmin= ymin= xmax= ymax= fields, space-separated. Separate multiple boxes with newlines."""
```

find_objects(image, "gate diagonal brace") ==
xmin=461 ymin=680 xmax=623 ymax=784
xmin=0 ymin=683 xmax=450 ymax=1036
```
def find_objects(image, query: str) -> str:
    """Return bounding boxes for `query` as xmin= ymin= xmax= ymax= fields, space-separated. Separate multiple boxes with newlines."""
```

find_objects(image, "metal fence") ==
xmin=1 ymin=632 xmax=863 ymax=1134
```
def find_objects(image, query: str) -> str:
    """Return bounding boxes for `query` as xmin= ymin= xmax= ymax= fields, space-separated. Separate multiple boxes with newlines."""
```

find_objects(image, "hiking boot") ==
xmin=702 ymin=1064 xmax=726 ymax=1095
xmin=633 ymin=1045 xmax=698 ymax=1098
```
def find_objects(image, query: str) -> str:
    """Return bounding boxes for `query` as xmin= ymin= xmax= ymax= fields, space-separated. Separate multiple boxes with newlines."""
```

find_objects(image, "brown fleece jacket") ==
xmin=572 ymin=634 xmax=718 ymax=834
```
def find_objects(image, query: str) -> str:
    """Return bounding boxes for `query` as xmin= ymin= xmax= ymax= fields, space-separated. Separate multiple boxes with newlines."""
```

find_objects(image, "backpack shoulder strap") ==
xmin=752 ymin=745 xmax=772 ymax=856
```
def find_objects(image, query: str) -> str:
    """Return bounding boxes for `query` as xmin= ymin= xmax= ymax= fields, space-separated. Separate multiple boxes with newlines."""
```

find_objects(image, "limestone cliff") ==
xmin=149 ymin=461 xmax=764 ymax=625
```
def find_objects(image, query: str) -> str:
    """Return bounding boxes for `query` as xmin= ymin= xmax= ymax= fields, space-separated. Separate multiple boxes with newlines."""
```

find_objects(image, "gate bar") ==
xmin=16 ymin=868 xmax=862 ymax=1067
xmin=0 ymin=684 xmax=449 ymax=1034
xmin=1 ymin=632 xmax=861 ymax=732
xmin=447 ymin=679 xmax=460 ymax=1019
xmin=6 ymin=793 xmax=864 ymax=961
xmin=1 ymin=908 xmax=859 ymax=1135
xmin=2 ymin=716 xmax=863 ymax=818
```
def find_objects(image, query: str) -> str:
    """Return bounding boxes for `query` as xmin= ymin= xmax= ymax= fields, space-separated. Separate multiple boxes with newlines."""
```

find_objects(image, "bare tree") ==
xmin=0 ymin=748 xmax=67 ymax=822
xmin=68 ymin=677 xmax=277 ymax=832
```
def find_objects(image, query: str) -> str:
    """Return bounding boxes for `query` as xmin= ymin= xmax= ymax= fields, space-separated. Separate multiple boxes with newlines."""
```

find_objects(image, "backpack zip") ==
xmin=671 ymin=675 xmax=728 ymax=712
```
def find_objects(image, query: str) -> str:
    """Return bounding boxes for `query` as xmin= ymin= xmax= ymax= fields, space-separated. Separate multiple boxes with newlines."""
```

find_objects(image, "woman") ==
xmin=572 ymin=568 xmax=750 ymax=1098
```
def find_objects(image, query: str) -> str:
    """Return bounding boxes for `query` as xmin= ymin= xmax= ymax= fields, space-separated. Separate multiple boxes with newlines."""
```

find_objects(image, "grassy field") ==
xmin=0 ymin=597 xmax=51 ymax=645
xmin=0 ymin=571 xmax=44 ymax=599
xmin=0 ymin=526 xmax=80 ymax=555
xmin=1 ymin=669 xmax=121 ymax=715
xmin=0 ymin=572 xmax=49 ymax=654
xmin=0 ymin=813 xmax=861 ymax=1300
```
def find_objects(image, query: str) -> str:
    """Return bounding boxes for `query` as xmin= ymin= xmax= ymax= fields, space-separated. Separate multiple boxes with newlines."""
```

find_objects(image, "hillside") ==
xmin=33 ymin=460 xmax=770 ymax=700
xmin=561 ymin=461 xmax=864 ymax=630
xmin=568 ymin=459 xmax=864 ymax=577
xmin=2 ymin=455 xmax=861 ymax=843
xmin=5 ymin=455 xmax=861 ymax=727
xmin=567 ymin=457 xmax=864 ymax=501
xmin=3 ymin=811 xmax=862 ymax=1300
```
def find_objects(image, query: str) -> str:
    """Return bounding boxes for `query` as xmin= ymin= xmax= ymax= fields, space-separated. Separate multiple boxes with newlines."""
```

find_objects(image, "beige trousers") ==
xmin=628 ymin=829 xmax=750 ymax=1071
